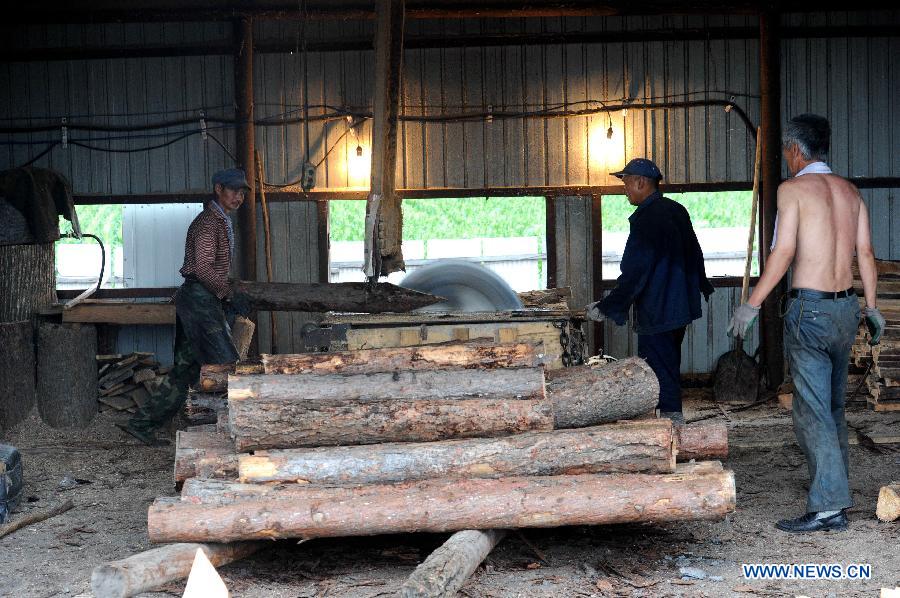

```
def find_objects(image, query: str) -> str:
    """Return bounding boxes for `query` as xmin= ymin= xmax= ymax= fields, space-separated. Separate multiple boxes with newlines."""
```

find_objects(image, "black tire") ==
xmin=0 ymin=444 xmax=23 ymax=520
xmin=399 ymin=260 xmax=524 ymax=312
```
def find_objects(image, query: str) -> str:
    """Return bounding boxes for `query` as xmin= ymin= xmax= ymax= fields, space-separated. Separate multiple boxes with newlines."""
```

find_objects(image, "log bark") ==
xmin=398 ymin=529 xmax=506 ymax=598
xmin=232 ymin=280 xmax=440 ymax=313
xmin=36 ymin=322 xmax=97 ymax=428
xmin=227 ymin=367 xmax=551 ymax=450
xmin=174 ymin=429 xmax=239 ymax=485
xmin=238 ymin=420 xmax=676 ymax=485
xmin=0 ymin=321 xmax=36 ymax=431
xmin=0 ymin=242 xmax=56 ymax=322
xmin=876 ymin=483 xmax=900 ymax=522
xmin=91 ymin=542 xmax=264 ymax=598
xmin=197 ymin=362 xmax=262 ymax=393
xmin=675 ymin=422 xmax=729 ymax=462
xmin=150 ymin=463 xmax=735 ymax=543
xmin=546 ymin=357 xmax=659 ymax=428
xmin=261 ymin=340 xmax=542 ymax=375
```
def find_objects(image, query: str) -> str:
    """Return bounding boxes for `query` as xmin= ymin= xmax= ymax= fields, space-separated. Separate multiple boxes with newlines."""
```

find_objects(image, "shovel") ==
xmin=714 ymin=127 xmax=762 ymax=404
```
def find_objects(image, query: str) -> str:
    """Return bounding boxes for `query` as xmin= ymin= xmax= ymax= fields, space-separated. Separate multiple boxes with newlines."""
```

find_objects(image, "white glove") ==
xmin=585 ymin=301 xmax=605 ymax=323
xmin=727 ymin=303 xmax=760 ymax=339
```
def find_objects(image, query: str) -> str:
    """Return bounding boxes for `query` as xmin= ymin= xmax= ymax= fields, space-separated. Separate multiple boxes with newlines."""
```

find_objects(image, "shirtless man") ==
xmin=728 ymin=114 xmax=885 ymax=533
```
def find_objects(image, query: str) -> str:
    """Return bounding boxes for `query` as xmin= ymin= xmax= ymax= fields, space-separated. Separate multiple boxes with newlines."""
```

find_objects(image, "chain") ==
xmin=554 ymin=319 xmax=586 ymax=367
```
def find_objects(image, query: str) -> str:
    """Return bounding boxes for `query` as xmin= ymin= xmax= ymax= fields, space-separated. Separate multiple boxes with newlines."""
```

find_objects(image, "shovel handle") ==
xmin=742 ymin=127 xmax=762 ymax=305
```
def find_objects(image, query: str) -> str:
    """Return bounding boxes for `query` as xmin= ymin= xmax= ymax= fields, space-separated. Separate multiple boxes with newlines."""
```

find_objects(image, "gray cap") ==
xmin=212 ymin=168 xmax=250 ymax=190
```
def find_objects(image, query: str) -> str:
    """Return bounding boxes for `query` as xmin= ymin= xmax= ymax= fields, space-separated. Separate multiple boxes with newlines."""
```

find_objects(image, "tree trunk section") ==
xmin=546 ymin=357 xmax=659 ymax=427
xmin=150 ymin=463 xmax=735 ymax=543
xmin=262 ymin=340 xmax=541 ymax=375
xmin=398 ymin=529 xmax=507 ymax=598
xmin=675 ymin=422 xmax=729 ymax=461
xmin=239 ymin=420 xmax=676 ymax=485
xmin=0 ymin=243 xmax=56 ymax=323
xmin=876 ymin=483 xmax=900 ymax=522
xmin=197 ymin=363 xmax=262 ymax=393
xmin=91 ymin=542 xmax=264 ymax=598
xmin=36 ymin=322 xmax=97 ymax=428
xmin=232 ymin=280 xmax=439 ymax=313
xmin=0 ymin=321 xmax=36 ymax=431
xmin=174 ymin=428 xmax=239 ymax=486
xmin=227 ymin=367 xmax=551 ymax=450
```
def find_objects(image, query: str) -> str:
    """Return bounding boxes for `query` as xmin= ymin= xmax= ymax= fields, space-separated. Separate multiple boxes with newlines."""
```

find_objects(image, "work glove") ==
xmin=864 ymin=306 xmax=885 ymax=346
xmin=225 ymin=289 xmax=253 ymax=318
xmin=727 ymin=303 xmax=760 ymax=339
xmin=585 ymin=301 xmax=605 ymax=323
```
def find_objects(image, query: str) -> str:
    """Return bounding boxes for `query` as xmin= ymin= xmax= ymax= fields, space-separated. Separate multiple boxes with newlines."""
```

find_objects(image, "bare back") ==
xmin=778 ymin=174 xmax=861 ymax=292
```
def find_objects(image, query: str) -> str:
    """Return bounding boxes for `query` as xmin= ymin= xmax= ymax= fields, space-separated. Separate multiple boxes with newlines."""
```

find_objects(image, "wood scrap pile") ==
xmin=96 ymin=353 xmax=169 ymax=414
xmin=850 ymin=259 xmax=900 ymax=411
xmin=120 ymin=340 xmax=734 ymax=597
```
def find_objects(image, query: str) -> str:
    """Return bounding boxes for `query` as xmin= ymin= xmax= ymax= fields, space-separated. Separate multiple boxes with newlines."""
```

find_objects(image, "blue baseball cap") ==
xmin=611 ymin=158 xmax=663 ymax=181
xmin=212 ymin=168 xmax=251 ymax=190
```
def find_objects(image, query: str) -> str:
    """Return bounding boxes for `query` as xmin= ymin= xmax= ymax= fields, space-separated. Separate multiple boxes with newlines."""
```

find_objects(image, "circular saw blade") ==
xmin=399 ymin=260 xmax=524 ymax=313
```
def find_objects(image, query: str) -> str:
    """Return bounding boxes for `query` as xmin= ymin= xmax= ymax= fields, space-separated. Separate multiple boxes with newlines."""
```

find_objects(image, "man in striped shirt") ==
xmin=118 ymin=168 xmax=252 ymax=446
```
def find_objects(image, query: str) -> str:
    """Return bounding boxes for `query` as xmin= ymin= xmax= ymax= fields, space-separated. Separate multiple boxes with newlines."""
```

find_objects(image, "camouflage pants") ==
xmin=128 ymin=280 xmax=239 ymax=433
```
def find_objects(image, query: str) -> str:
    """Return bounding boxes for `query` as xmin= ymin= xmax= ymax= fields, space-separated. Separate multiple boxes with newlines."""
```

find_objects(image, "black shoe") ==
xmin=115 ymin=423 xmax=171 ymax=447
xmin=775 ymin=511 xmax=848 ymax=533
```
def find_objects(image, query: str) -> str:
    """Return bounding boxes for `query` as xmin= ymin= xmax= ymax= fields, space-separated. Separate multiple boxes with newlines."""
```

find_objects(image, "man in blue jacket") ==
xmin=587 ymin=158 xmax=714 ymax=424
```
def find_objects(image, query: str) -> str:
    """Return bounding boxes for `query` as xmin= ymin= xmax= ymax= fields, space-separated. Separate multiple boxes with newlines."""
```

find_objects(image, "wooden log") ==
xmin=231 ymin=280 xmax=440 ymax=313
xmin=90 ymin=542 xmax=265 ymax=598
xmin=0 ymin=321 xmax=36 ymax=431
xmin=197 ymin=362 xmax=263 ymax=393
xmin=182 ymin=461 xmax=726 ymax=503
xmin=151 ymin=463 xmax=734 ymax=542
xmin=876 ymin=483 xmax=900 ymax=522
xmin=261 ymin=340 xmax=542 ymax=375
xmin=398 ymin=529 xmax=507 ymax=598
xmin=227 ymin=367 xmax=551 ymax=450
xmin=675 ymin=422 xmax=729 ymax=461
xmin=238 ymin=420 xmax=676 ymax=485
xmin=517 ymin=287 xmax=571 ymax=309
xmin=36 ymin=322 xmax=97 ymax=428
xmin=0 ymin=242 xmax=56 ymax=322
xmin=174 ymin=429 xmax=239 ymax=485
xmin=546 ymin=357 xmax=659 ymax=428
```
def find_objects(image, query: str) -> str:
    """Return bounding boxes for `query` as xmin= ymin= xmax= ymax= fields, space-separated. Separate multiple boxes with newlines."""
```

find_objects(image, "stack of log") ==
xmin=96 ymin=352 xmax=169 ymax=415
xmin=850 ymin=260 xmax=900 ymax=411
xmin=95 ymin=340 xmax=734 ymax=597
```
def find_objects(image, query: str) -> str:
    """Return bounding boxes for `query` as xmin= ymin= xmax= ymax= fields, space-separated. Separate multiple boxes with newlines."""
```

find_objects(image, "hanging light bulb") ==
xmin=356 ymin=144 xmax=363 ymax=157
xmin=606 ymin=125 xmax=614 ymax=140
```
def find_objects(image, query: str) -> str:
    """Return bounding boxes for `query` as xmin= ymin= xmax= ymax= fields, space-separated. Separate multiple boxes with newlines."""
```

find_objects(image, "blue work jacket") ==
xmin=599 ymin=191 xmax=714 ymax=335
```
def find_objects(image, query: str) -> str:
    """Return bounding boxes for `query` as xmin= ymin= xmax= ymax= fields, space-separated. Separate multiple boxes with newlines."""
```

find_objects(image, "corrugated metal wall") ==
xmin=1 ymin=12 xmax=897 ymax=367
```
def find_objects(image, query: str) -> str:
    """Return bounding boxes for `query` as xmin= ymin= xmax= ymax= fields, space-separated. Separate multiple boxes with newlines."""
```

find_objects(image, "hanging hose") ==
xmin=60 ymin=232 xmax=106 ymax=298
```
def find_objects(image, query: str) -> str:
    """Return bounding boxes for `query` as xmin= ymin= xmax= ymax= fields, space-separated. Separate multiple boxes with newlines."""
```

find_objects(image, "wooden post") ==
xmin=363 ymin=0 xmax=405 ymax=278
xmin=233 ymin=16 xmax=258 ymax=360
xmin=759 ymin=10 xmax=784 ymax=388
xmin=545 ymin=196 xmax=557 ymax=289
xmin=590 ymin=193 xmax=604 ymax=356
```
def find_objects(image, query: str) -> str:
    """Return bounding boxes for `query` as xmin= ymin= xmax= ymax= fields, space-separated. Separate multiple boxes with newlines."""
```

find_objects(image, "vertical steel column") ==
xmin=759 ymin=11 xmax=784 ymax=388
xmin=234 ymin=17 xmax=257 ymax=283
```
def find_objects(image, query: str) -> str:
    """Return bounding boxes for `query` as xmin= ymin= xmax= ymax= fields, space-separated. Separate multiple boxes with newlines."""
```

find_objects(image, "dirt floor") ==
xmin=1 ymin=390 xmax=899 ymax=598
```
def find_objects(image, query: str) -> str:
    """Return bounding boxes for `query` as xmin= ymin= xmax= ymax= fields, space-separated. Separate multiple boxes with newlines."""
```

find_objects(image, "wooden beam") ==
xmin=60 ymin=301 xmax=175 ymax=325
xmin=364 ymin=0 xmax=406 ymax=278
xmin=316 ymin=200 xmax=330 ymax=283
xmin=546 ymin=197 xmax=557 ymax=289
xmin=234 ymin=17 xmax=257 ymax=284
xmin=758 ymin=11 xmax=784 ymax=389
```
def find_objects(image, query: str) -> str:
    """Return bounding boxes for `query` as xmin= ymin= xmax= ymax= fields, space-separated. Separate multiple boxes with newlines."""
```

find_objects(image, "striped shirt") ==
xmin=180 ymin=202 xmax=233 ymax=299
